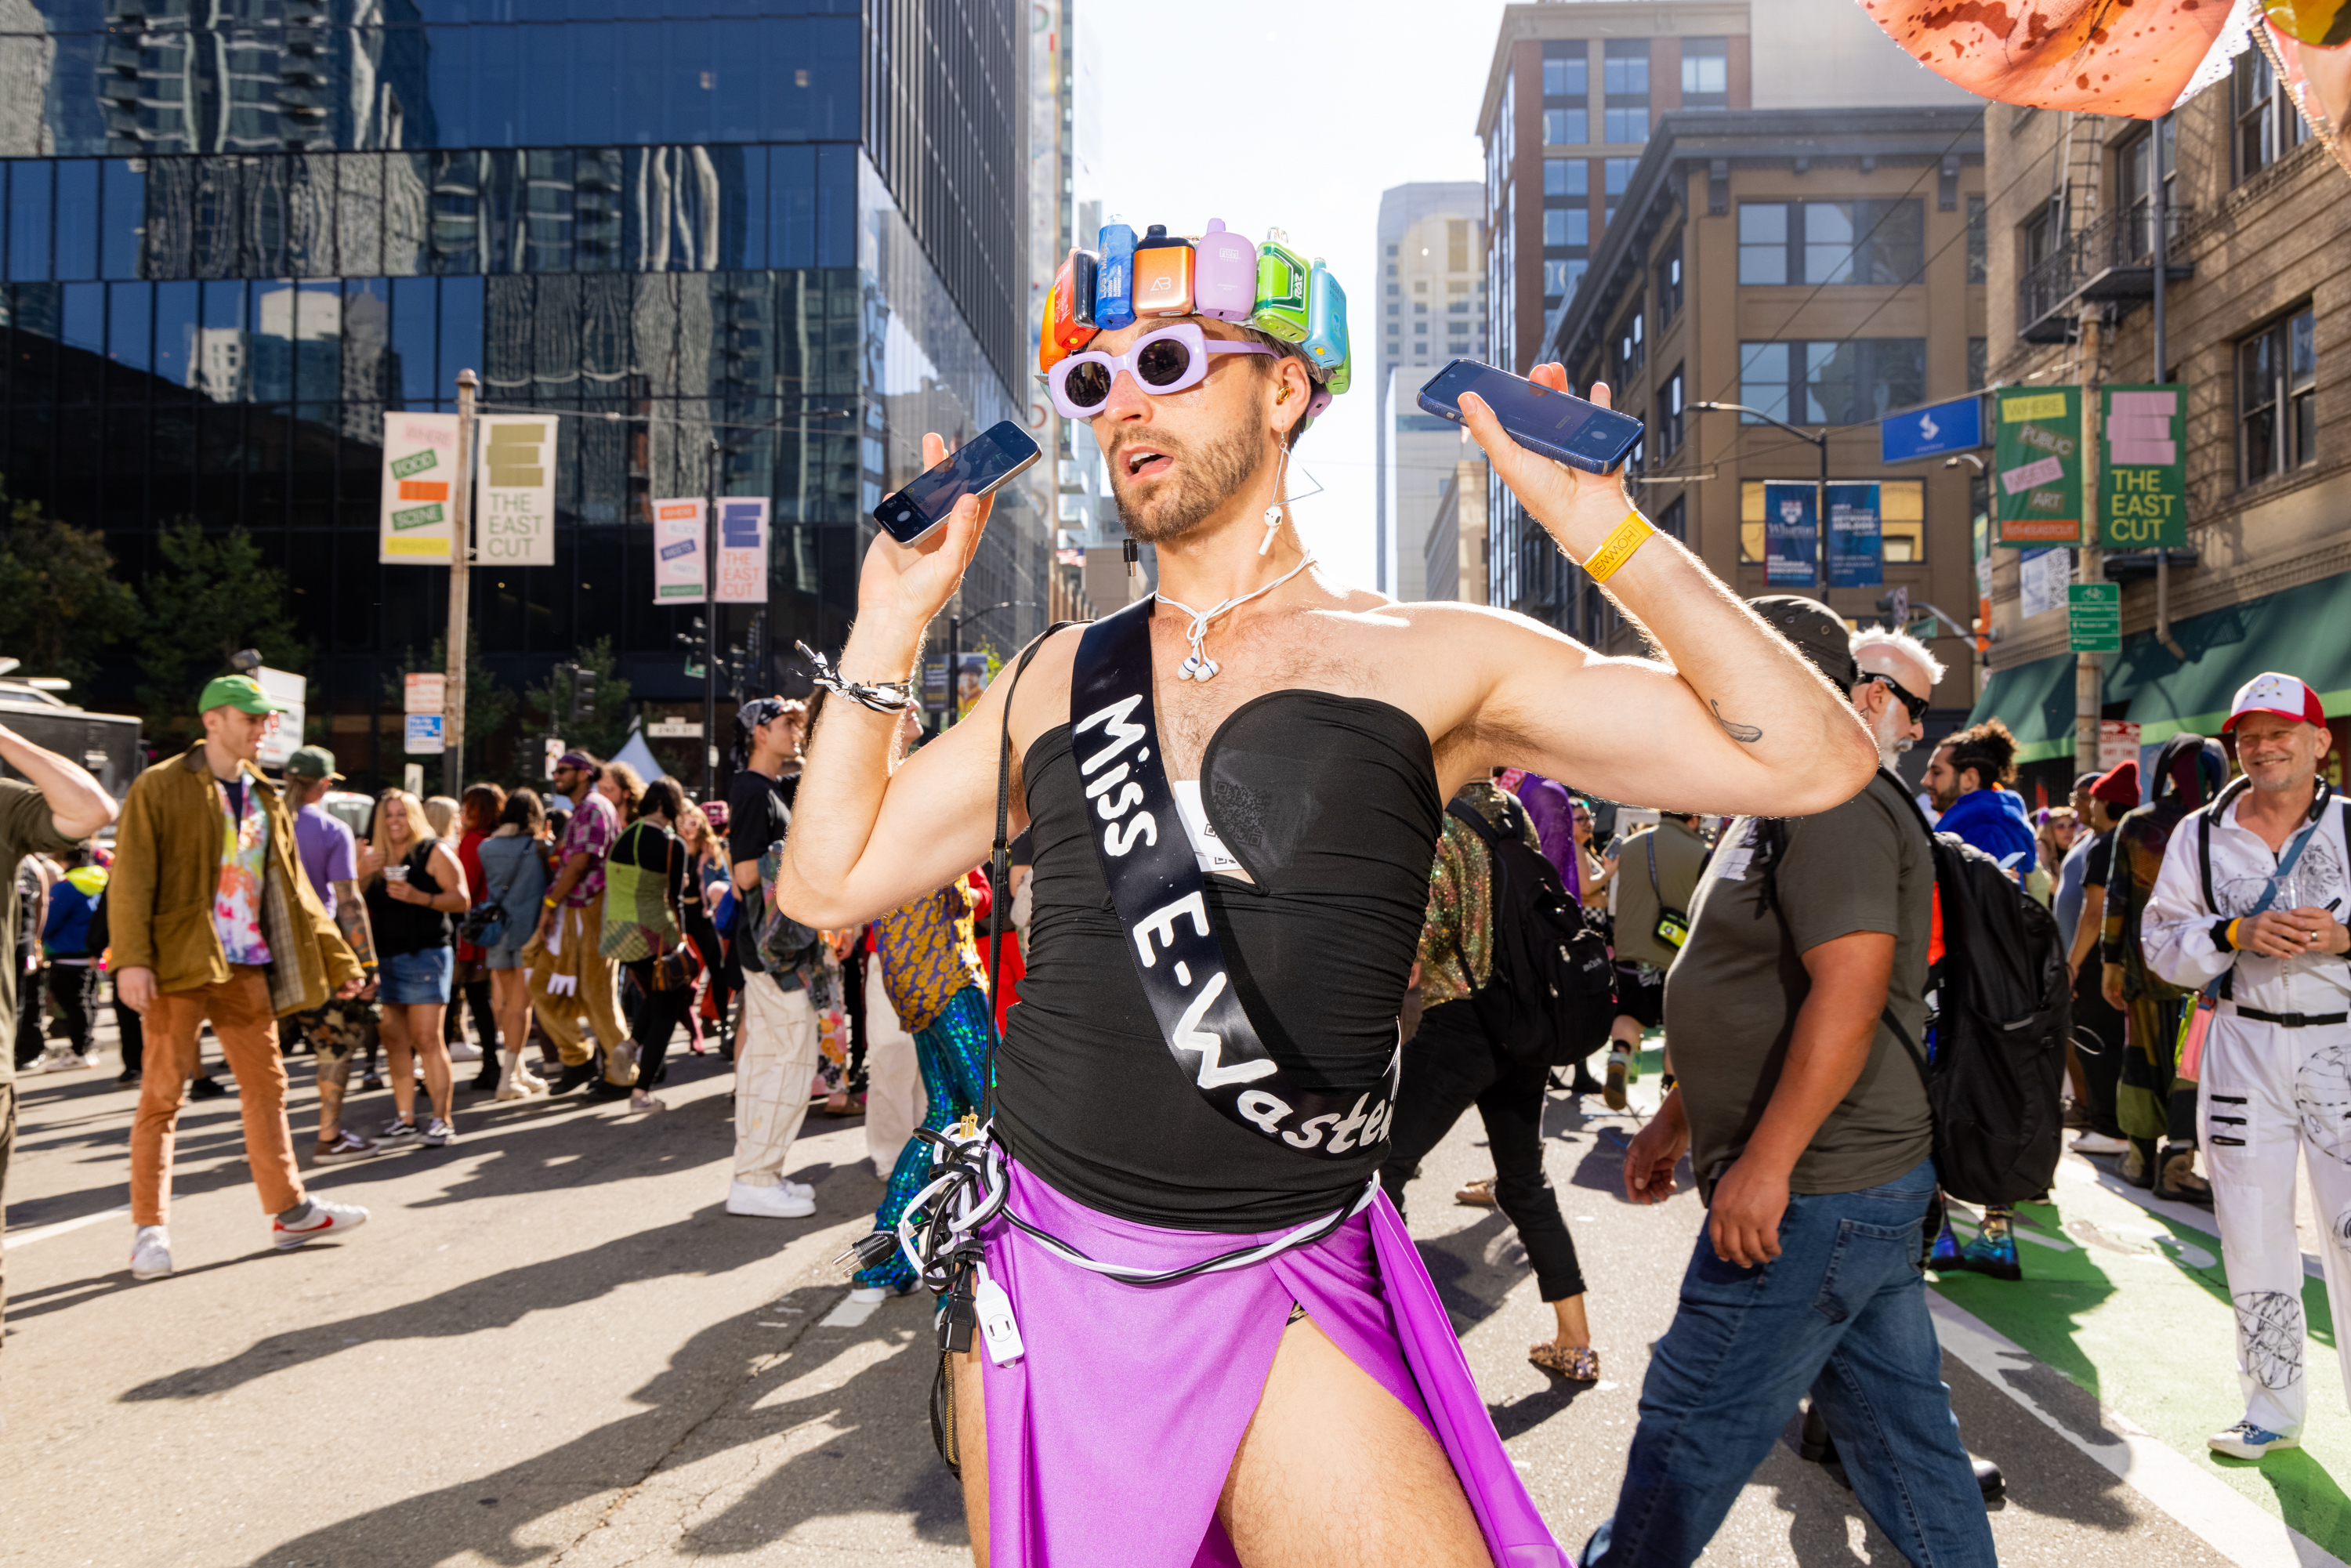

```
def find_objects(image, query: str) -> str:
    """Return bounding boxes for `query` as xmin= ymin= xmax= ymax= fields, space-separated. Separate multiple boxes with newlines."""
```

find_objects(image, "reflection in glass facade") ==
xmin=0 ymin=0 xmax=1039 ymax=785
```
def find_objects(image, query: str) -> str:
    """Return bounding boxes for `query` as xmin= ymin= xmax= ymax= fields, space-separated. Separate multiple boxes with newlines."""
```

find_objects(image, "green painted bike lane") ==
xmin=1931 ymin=1155 xmax=2351 ymax=1555
xmin=1618 ymin=1039 xmax=2351 ymax=1551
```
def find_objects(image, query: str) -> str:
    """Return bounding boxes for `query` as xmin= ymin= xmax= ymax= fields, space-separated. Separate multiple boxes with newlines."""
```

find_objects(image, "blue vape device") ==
xmin=1096 ymin=222 xmax=1137 ymax=330
xmin=1303 ymin=258 xmax=1347 ymax=373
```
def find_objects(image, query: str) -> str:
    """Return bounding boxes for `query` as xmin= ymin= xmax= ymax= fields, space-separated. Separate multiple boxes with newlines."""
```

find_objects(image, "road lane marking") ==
xmin=3 ymin=1204 xmax=130 ymax=1249
xmin=818 ymin=1293 xmax=880 ymax=1329
xmin=1929 ymin=1291 xmax=2346 ymax=1568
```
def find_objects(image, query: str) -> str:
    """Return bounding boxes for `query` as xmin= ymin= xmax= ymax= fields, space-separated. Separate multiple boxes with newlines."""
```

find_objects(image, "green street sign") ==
xmin=2100 ymin=384 xmax=2186 ymax=549
xmin=2069 ymin=581 xmax=2121 ymax=652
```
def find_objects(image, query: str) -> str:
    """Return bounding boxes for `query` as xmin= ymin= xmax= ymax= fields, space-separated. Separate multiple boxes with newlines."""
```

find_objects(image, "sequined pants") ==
xmin=853 ymin=982 xmax=993 ymax=1291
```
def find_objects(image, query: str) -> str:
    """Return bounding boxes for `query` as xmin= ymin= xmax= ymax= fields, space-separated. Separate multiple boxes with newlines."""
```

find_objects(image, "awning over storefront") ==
xmin=1968 ymin=650 xmax=2080 ymax=764
xmin=2106 ymin=570 xmax=2351 ymax=744
xmin=1968 ymin=569 xmax=2351 ymax=763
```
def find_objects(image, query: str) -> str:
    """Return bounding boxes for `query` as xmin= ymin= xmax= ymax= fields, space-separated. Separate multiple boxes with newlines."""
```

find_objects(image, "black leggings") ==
xmin=444 ymin=977 xmax=496 ymax=1052
xmin=2071 ymin=965 xmax=2125 ymax=1139
xmin=46 ymin=965 xmax=97 ymax=1057
xmin=1378 ymin=998 xmax=1587 ymax=1302
xmin=622 ymin=958 xmax=686 ymax=1089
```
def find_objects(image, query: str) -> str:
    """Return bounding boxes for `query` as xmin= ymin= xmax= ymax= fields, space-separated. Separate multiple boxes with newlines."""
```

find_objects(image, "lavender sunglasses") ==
xmin=1045 ymin=323 xmax=1276 ymax=420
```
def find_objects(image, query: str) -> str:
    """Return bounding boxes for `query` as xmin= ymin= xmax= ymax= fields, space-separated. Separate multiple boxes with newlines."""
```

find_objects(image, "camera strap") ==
xmin=1070 ymin=598 xmax=1395 ymax=1161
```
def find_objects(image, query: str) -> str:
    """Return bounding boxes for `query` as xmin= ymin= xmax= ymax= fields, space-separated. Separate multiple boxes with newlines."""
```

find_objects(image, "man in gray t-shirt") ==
xmin=1581 ymin=602 xmax=1994 ymax=1568
xmin=1664 ymin=770 xmax=1933 ymax=1198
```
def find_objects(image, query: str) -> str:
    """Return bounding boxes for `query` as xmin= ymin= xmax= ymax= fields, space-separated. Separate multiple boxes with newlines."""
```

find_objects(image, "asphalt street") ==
xmin=0 ymin=1029 xmax=2320 ymax=1567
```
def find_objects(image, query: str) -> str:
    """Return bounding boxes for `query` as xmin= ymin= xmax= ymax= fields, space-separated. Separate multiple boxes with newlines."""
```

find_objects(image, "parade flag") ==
xmin=2099 ymin=385 xmax=2187 ymax=551
xmin=713 ymin=497 xmax=770 ymax=604
xmin=1827 ymin=483 xmax=1882 ymax=589
xmin=1994 ymin=386 xmax=2082 ymax=547
xmin=1762 ymin=481 xmax=1817 ymax=587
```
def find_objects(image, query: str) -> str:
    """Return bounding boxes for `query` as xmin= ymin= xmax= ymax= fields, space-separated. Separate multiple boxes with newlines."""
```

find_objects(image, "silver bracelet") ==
xmin=798 ymin=642 xmax=918 ymax=714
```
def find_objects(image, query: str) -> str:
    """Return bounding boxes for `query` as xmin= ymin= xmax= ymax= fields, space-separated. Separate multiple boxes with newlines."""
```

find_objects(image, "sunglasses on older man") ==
xmin=1860 ymin=672 xmax=1931 ymax=722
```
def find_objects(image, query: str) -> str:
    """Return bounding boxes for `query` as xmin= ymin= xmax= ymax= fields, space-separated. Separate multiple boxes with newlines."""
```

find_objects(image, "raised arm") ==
xmin=777 ymin=434 xmax=1046 ymax=929
xmin=0 ymin=722 xmax=117 ymax=840
xmin=1454 ymin=369 xmax=1876 ymax=819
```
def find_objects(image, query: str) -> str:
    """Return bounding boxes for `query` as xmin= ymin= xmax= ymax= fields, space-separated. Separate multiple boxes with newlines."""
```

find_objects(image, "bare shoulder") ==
xmin=1335 ymin=592 xmax=1591 ymax=664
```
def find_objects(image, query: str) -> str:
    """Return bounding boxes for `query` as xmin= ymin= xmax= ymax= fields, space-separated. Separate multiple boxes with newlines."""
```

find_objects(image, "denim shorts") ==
xmin=380 ymin=947 xmax=454 ymax=1005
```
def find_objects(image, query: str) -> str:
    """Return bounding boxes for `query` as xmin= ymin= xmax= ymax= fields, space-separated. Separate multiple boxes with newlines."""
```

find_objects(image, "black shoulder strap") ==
xmin=984 ymin=619 xmax=1079 ymax=1119
xmin=2197 ymin=774 xmax=2253 ymax=916
xmin=1447 ymin=795 xmax=1505 ymax=846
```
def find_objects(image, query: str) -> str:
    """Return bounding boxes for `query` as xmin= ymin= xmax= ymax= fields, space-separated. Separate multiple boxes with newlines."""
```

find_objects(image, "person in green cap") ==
xmin=109 ymin=674 xmax=371 ymax=1282
xmin=282 ymin=744 xmax=383 ymax=1163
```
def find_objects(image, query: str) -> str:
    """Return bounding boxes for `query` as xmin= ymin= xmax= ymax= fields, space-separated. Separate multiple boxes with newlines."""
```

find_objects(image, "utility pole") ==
xmin=446 ymin=368 xmax=477 ymax=796
xmin=2077 ymin=313 xmax=2104 ymax=781
xmin=2151 ymin=112 xmax=2186 ymax=662
xmin=703 ymin=435 xmax=720 ymax=799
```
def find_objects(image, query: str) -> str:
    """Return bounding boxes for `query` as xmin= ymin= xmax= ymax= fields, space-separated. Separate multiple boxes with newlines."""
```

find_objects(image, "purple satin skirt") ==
xmin=977 ymin=1159 xmax=1573 ymax=1566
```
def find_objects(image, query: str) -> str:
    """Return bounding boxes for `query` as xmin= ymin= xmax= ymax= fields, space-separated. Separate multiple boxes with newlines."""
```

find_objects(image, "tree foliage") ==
xmin=0 ymin=488 xmax=139 ymax=690
xmin=135 ymin=522 xmax=310 ymax=748
xmin=523 ymin=636 xmax=634 ymax=763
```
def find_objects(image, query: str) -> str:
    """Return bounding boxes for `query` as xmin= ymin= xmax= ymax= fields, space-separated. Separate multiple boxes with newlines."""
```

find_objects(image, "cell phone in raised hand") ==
xmin=871 ymin=420 xmax=1043 ymax=545
xmin=1418 ymin=357 xmax=1645 ymax=476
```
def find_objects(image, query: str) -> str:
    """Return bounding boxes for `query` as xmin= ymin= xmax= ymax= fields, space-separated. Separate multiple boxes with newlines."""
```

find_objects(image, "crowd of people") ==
xmin=0 ymin=626 xmax=2335 ymax=1563
xmin=0 ymin=674 xmax=1050 ymax=1295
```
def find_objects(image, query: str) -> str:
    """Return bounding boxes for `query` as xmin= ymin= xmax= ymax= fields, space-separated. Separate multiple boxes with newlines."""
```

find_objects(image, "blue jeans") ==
xmin=1583 ymin=1158 xmax=1994 ymax=1568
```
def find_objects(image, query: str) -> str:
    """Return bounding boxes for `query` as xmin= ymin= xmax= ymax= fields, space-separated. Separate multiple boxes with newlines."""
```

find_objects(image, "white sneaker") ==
xmin=2070 ymin=1132 xmax=2129 ymax=1155
xmin=420 ymin=1117 xmax=456 ymax=1147
xmin=447 ymin=1039 xmax=483 ymax=1062
xmin=129 ymin=1226 xmax=172 ymax=1280
xmin=39 ymin=1047 xmax=84 ymax=1073
xmin=273 ymin=1197 xmax=369 ymax=1251
xmin=2209 ymin=1419 xmax=2298 ymax=1459
xmin=726 ymin=1179 xmax=815 ymax=1219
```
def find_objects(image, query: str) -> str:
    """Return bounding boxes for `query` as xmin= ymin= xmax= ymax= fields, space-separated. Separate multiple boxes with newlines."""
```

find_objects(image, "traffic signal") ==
xmin=676 ymin=615 xmax=708 ymax=679
xmin=1872 ymin=586 xmax=1911 ymax=629
xmin=567 ymin=662 xmax=595 ymax=725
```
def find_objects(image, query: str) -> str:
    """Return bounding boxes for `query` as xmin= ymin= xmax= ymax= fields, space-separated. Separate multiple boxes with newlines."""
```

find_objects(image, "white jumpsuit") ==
xmin=2144 ymin=785 xmax=2351 ymax=1437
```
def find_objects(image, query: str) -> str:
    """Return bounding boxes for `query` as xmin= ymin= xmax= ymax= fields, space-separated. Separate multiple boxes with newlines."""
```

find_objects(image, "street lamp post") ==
xmin=1690 ymin=400 xmax=1830 ymax=594
xmin=943 ymin=601 xmax=1040 ymax=728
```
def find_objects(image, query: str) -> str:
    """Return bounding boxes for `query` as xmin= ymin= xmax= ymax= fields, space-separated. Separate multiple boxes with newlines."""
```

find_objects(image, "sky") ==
xmin=1076 ymin=0 xmax=1513 ymax=587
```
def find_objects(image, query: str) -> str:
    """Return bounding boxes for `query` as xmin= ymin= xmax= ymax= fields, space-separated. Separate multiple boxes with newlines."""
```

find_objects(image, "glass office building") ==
xmin=0 ymin=0 xmax=1041 ymax=781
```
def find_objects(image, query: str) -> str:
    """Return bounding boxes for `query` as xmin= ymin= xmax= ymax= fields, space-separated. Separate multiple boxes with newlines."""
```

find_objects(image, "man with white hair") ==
xmin=1848 ymin=628 xmax=1945 ymax=770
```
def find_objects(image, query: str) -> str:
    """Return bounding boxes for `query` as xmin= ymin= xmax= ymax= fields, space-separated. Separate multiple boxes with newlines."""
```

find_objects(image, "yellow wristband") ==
xmin=2226 ymin=918 xmax=2243 ymax=951
xmin=1581 ymin=509 xmax=1654 ymax=585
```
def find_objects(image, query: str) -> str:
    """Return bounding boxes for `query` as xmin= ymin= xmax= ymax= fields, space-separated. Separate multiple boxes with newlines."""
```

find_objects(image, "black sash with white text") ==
xmin=1070 ymin=598 xmax=1396 ymax=1161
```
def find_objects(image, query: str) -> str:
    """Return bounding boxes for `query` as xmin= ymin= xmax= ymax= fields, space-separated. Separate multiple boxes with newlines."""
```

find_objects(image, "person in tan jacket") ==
xmin=110 ymin=675 xmax=368 ymax=1281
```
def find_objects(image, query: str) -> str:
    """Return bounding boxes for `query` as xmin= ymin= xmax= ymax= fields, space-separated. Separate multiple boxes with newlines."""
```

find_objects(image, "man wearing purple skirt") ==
xmin=779 ymin=223 xmax=1877 ymax=1566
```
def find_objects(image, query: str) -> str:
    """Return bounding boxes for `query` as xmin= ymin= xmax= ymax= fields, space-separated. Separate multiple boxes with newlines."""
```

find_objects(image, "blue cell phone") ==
xmin=1417 ymin=358 xmax=1644 ymax=475
xmin=871 ymin=420 xmax=1042 ymax=545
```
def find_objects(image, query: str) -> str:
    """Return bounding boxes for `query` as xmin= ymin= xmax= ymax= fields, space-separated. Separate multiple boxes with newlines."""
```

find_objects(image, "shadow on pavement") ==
xmin=245 ymin=1285 xmax=972 ymax=1566
xmin=115 ymin=1203 xmax=800 ymax=1402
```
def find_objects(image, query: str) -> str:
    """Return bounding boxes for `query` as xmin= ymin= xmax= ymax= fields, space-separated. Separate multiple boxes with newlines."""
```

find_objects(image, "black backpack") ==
xmin=1884 ymin=782 xmax=2070 ymax=1205
xmin=1446 ymin=796 xmax=1615 ymax=1066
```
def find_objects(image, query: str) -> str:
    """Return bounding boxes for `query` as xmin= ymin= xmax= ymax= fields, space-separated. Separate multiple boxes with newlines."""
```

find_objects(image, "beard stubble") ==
xmin=1109 ymin=424 xmax=1270 ymax=545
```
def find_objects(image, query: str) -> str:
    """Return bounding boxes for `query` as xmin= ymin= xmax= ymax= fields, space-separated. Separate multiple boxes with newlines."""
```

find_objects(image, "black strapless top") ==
xmin=996 ymin=690 xmax=1444 ymax=1230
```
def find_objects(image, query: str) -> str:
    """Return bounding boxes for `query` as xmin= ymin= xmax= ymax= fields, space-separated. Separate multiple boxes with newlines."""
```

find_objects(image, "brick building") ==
xmin=1972 ymin=53 xmax=2351 ymax=795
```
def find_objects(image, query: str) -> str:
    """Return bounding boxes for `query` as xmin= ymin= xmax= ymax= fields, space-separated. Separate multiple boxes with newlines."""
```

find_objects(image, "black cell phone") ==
xmin=1417 ymin=357 xmax=1645 ymax=475
xmin=871 ymin=420 xmax=1043 ymax=545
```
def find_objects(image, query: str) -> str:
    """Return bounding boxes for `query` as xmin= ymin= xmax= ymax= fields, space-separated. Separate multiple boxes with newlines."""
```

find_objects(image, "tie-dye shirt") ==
xmin=212 ymin=777 xmax=273 ymax=966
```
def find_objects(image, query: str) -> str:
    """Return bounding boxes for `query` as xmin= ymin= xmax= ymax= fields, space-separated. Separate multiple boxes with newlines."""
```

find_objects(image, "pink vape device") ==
xmin=1192 ymin=218 xmax=1257 ymax=322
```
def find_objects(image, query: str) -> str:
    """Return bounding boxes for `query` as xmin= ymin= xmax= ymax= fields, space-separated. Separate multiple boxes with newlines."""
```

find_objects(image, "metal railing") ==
xmin=2017 ymin=204 xmax=2193 ymax=331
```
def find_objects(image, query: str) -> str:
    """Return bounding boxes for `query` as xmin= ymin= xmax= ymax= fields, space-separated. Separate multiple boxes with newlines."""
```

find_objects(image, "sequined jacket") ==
xmin=876 ymin=871 xmax=987 ymax=1033
xmin=1417 ymin=783 xmax=1541 ymax=1009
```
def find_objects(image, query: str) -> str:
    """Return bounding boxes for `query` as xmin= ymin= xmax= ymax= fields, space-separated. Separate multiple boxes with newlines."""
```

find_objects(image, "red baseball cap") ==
xmin=2222 ymin=672 xmax=2326 ymax=733
xmin=2090 ymin=760 xmax=2141 ymax=808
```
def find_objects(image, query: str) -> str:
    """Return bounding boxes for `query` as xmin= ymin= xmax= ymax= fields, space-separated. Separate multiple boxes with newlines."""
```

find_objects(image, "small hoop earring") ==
xmin=1275 ymin=386 xmax=1292 ymax=404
